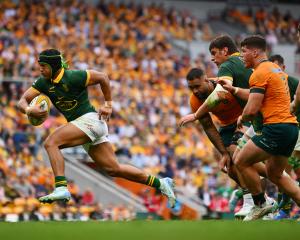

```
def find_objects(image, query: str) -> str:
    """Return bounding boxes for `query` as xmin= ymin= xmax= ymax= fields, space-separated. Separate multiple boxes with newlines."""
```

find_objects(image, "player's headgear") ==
xmin=38 ymin=49 xmax=68 ymax=78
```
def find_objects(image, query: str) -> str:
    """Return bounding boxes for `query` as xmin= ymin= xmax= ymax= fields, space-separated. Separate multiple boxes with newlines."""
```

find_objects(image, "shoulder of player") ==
xmin=32 ymin=75 xmax=47 ymax=86
xmin=63 ymin=69 xmax=88 ymax=80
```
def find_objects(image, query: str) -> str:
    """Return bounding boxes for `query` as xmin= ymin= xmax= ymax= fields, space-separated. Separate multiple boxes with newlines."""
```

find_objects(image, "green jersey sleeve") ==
xmin=31 ymin=77 xmax=46 ymax=93
xmin=287 ymin=75 xmax=299 ymax=101
xmin=70 ymin=70 xmax=88 ymax=89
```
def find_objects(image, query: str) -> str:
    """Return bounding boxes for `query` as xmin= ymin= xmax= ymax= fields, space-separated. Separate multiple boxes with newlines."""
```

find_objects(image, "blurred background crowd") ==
xmin=0 ymin=0 xmax=300 ymax=221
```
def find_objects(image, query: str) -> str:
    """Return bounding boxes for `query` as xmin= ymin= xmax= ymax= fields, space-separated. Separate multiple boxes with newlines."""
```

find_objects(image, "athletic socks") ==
xmin=55 ymin=176 xmax=67 ymax=188
xmin=252 ymin=192 xmax=266 ymax=207
xmin=146 ymin=175 xmax=161 ymax=188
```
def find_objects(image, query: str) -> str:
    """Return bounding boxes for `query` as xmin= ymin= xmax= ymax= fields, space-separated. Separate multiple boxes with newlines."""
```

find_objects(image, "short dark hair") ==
xmin=269 ymin=54 xmax=284 ymax=65
xmin=240 ymin=35 xmax=266 ymax=51
xmin=186 ymin=68 xmax=204 ymax=81
xmin=209 ymin=35 xmax=238 ymax=54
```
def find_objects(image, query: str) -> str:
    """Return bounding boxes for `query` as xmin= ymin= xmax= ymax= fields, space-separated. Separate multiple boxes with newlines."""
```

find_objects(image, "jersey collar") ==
xmin=52 ymin=68 xmax=64 ymax=84
xmin=230 ymin=52 xmax=240 ymax=57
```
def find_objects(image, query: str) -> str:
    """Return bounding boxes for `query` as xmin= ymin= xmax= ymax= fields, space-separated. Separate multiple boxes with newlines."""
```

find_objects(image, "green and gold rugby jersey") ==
xmin=287 ymin=74 xmax=300 ymax=124
xmin=217 ymin=53 xmax=252 ymax=107
xmin=32 ymin=69 xmax=96 ymax=122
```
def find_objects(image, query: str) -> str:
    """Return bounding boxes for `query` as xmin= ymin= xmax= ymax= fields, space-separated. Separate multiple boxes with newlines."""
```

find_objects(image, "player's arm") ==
xmin=183 ymin=85 xmax=227 ymax=124
xmin=86 ymin=70 xmax=112 ymax=121
xmin=17 ymin=87 xmax=42 ymax=115
xmin=240 ymin=92 xmax=264 ymax=123
xmin=200 ymin=114 xmax=228 ymax=155
xmin=86 ymin=70 xmax=112 ymax=103
xmin=199 ymin=114 xmax=231 ymax=171
xmin=217 ymin=79 xmax=250 ymax=101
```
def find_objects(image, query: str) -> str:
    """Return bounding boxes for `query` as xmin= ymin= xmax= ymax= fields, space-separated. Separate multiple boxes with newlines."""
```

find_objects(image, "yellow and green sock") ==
xmin=146 ymin=175 xmax=160 ymax=189
xmin=55 ymin=176 xmax=67 ymax=188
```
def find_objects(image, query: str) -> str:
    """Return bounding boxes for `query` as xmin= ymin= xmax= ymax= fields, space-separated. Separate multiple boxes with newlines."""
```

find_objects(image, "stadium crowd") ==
xmin=2 ymin=0 xmax=300 ymax=221
xmin=222 ymin=6 xmax=299 ymax=45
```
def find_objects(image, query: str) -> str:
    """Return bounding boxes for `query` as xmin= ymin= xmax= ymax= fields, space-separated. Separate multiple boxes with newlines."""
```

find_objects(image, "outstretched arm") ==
xmin=86 ymin=70 xmax=112 ymax=121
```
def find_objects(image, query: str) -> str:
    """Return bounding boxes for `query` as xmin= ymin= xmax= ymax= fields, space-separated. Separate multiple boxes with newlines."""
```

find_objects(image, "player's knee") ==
xmin=234 ymin=156 xmax=244 ymax=171
xmin=44 ymin=137 xmax=59 ymax=149
xmin=103 ymin=164 xmax=121 ymax=177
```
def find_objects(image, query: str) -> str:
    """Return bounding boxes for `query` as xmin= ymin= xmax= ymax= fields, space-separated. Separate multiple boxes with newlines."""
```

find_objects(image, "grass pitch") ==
xmin=1 ymin=220 xmax=299 ymax=240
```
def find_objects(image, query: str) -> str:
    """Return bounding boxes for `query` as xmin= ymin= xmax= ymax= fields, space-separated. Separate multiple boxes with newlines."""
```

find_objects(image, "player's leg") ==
xmin=292 ymin=151 xmax=300 ymax=219
xmin=88 ymin=142 xmax=176 ymax=207
xmin=266 ymin=156 xmax=300 ymax=206
xmin=275 ymin=131 xmax=300 ymax=219
xmin=292 ymin=150 xmax=300 ymax=186
xmin=44 ymin=124 xmax=91 ymax=176
xmin=234 ymin=140 xmax=275 ymax=221
xmin=40 ymin=123 xmax=91 ymax=203
xmin=230 ymin=126 xmax=261 ymax=217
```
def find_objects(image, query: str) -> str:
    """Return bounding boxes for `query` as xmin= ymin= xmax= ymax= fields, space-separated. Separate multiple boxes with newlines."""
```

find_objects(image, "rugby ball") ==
xmin=27 ymin=95 xmax=51 ymax=126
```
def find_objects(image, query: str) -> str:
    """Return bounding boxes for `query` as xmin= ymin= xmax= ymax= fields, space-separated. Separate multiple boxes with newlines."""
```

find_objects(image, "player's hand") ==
xmin=26 ymin=105 xmax=47 ymax=118
xmin=217 ymin=79 xmax=235 ymax=93
xmin=99 ymin=105 xmax=112 ymax=122
xmin=290 ymin=101 xmax=296 ymax=114
xmin=179 ymin=114 xmax=196 ymax=127
xmin=219 ymin=153 xmax=231 ymax=173
xmin=237 ymin=115 xmax=244 ymax=129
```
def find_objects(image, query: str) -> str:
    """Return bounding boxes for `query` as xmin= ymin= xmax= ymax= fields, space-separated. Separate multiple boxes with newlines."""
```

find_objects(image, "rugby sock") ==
xmin=252 ymin=192 xmax=266 ymax=207
xmin=146 ymin=175 xmax=160 ymax=189
xmin=55 ymin=176 xmax=67 ymax=188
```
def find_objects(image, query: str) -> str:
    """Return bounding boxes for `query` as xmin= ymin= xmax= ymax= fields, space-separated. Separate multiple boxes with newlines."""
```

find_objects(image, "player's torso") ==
xmin=38 ymin=70 xmax=95 ymax=121
xmin=253 ymin=62 xmax=296 ymax=124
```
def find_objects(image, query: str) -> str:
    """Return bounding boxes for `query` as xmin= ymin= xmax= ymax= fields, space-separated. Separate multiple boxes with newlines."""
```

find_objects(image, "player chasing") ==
xmin=179 ymin=36 xmax=261 ymax=219
xmin=17 ymin=49 xmax=176 ymax=207
xmin=234 ymin=35 xmax=300 ymax=221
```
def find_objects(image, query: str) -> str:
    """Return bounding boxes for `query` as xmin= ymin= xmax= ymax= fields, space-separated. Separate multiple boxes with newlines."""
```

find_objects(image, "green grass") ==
xmin=0 ymin=220 xmax=299 ymax=240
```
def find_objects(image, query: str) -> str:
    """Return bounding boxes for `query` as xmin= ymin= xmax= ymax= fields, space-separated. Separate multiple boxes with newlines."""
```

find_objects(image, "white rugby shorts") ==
xmin=70 ymin=112 xmax=109 ymax=152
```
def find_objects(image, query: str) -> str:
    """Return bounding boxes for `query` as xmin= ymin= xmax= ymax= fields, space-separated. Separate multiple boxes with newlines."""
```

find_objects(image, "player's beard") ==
xmin=195 ymin=92 xmax=209 ymax=100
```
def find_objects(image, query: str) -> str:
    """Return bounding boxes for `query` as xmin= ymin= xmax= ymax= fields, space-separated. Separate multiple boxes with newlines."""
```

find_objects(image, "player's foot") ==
xmin=159 ymin=177 xmax=176 ymax=208
xmin=265 ymin=195 xmax=278 ymax=212
xmin=39 ymin=186 xmax=71 ymax=203
xmin=262 ymin=212 xmax=274 ymax=220
xmin=243 ymin=202 xmax=274 ymax=221
xmin=273 ymin=210 xmax=290 ymax=220
xmin=229 ymin=189 xmax=243 ymax=211
xmin=234 ymin=193 xmax=254 ymax=219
